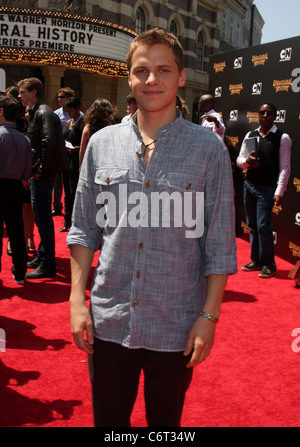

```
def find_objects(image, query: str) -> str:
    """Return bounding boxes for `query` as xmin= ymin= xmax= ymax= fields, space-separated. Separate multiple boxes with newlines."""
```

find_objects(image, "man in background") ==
xmin=237 ymin=103 xmax=291 ymax=278
xmin=121 ymin=93 xmax=138 ymax=122
xmin=0 ymin=95 xmax=31 ymax=285
xmin=199 ymin=94 xmax=225 ymax=140
xmin=18 ymin=77 xmax=67 ymax=279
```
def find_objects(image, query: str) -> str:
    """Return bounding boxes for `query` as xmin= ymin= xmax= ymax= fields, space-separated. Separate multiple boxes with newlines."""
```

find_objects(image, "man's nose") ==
xmin=145 ymin=71 xmax=158 ymax=84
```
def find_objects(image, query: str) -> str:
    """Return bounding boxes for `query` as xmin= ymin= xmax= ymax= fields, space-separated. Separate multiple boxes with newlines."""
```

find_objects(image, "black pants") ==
xmin=62 ymin=152 xmax=79 ymax=226
xmin=0 ymin=179 xmax=27 ymax=280
xmin=88 ymin=338 xmax=193 ymax=427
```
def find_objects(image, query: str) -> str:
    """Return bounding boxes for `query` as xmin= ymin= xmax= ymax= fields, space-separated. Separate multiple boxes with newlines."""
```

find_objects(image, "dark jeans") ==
xmin=62 ymin=152 xmax=79 ymax=226
xmin=243 ymin=181 xmax=276 ymax=269
xmin=0 ymin=179 xmax=27 ymax=280
xmin=52 ymin=172 xmax=63 ymax=212
xmin=30 ymin=175 xmax=56 ymax=270
xmin=88 ymin=338 xmax=193 ymax=427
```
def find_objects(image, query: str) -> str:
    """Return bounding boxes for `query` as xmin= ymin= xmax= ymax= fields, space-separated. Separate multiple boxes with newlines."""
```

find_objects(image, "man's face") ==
xmin=198 ymin=99 xmax=210 ymax=114
xmin=18 ymin=86 xmax=36 ymax=108
xmin=128 ymin=43 xmax=186 ymax=116
xmin=57 ymin=92 xmax=68 ymax=108
xmin=127 ymin=102 xmax=138 ymax=115
xmin=258 ymin=104 xmax=276 ymax=130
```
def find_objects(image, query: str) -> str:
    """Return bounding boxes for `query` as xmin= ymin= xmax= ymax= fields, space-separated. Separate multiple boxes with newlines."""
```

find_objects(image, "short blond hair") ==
xmin=126 ymin=28 xmax=185 ymax=74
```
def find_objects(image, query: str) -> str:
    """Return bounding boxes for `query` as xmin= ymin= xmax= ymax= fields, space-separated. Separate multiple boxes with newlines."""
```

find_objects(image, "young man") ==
xmin=67 ymin=29 xmax=237 ymax=427
xmin=18 ymin=77 xmax=67 ymax=279
xmin=0 ymin=95 xmax=32 ymax=285
xmin=237 ymin=103 xmax=291 ymax=278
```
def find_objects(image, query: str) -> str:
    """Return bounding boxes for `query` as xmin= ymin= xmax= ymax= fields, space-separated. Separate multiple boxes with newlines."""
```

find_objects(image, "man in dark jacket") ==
xmin=18 ymin=77 xmax=68 ymax=279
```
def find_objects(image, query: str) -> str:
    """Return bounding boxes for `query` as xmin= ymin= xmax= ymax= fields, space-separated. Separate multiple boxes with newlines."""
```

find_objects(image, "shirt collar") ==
xmin=0 ymin=123 xmax=15 ymax=129
xmin=258 ymin=124 xmax=277 ymax=136
xmin=131 ymin=109 xmax=184 ymax=138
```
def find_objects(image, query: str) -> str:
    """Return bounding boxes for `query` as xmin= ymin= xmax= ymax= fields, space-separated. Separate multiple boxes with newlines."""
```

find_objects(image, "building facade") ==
xmin=0 ymin=0 xmax=263 ymax=120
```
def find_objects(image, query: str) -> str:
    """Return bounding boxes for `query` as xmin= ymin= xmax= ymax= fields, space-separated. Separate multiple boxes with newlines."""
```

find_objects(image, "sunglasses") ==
xmin=57 ymin=95 xmax=66 ymax=99
xmin=258 ymin=110 xmax=274 ymax=116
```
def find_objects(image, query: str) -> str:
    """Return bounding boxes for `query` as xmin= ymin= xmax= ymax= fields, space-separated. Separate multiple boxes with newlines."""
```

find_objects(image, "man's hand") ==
xmin=202 ymin=114 xmax=220 ymax=128
xmin=273 ymin=195 xmax=282 ymax=207
xmin=70 ymin=298 xmax=94 ymax=354
xmin=22 ymin=180 xmax=30 ymax=190
xmin=246 ymin=151 xmax=260 ymax=168
xmin=32 ymin=173 xmax=41 ymax=180
xmin=184 ymin=316 xmax=216 ymax=368
xmin=69 ymin=245 xmax=96 ymax=354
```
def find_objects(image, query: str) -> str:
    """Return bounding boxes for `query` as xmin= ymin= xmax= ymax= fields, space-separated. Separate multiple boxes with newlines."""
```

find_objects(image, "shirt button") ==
xmin=186 ymin=183 xmax=191 ymax=190
xmin=106 ymin=177 xmax=110 ymax=184
xmin=136 ymin=271 xmax=140 ymax=278
xmin=139 ymin=242 xmax=143 ymax=249
xmin=132 ymin=301 xmax=139 ymax=307
xmin=146 ymin=180 xmax=150 ymax=188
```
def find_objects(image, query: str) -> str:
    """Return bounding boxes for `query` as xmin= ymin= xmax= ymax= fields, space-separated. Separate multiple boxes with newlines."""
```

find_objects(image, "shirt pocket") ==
xmin=94 ymin=168 xmax=129 ymax=228
xmin=155 ymin=173 xmax=205 ymax=238
xmin=94 ymin=167 xmax=129 ymax=187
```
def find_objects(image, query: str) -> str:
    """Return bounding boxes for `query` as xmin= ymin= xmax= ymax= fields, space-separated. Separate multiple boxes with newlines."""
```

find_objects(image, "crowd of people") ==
xmin=0 ymin=79 xmax=118 ymax=281
xmin=0 ymin=27 xmax=291 ymax=427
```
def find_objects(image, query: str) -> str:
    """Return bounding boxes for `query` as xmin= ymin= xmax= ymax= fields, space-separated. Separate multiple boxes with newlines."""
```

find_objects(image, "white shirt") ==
xmin=236 ymin=124 xmax=292 ymax=197
xmin=201 ymin=109 xmax=225 ymax=140
xmin=121 ymin=114 xmax=133 ymax=123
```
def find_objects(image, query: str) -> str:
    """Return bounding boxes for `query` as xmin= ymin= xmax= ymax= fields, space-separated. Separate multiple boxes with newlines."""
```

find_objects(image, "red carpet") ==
xmin=0 ymin=214 xmax=299 ymax=427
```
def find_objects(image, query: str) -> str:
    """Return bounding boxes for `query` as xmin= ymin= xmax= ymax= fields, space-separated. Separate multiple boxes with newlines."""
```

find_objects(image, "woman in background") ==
xmin=61 ymin=97 xmax=85 ymax=232
xmin=79 ymin=98 xmax=117 ymax=167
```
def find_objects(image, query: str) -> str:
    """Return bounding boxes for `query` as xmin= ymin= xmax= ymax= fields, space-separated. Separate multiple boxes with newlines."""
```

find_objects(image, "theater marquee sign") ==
xmin=0 ymin=7 xmax=136 ymax=76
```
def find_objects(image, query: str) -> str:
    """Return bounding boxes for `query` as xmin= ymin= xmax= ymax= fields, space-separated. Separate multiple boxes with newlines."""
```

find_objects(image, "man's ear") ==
xmin=30 ymin=88 xmax=37 ymax=99
xmin=178 ymin=68 xmax=186 ymax=88
xmin=128 ymin=73 xmax=132 ymax=89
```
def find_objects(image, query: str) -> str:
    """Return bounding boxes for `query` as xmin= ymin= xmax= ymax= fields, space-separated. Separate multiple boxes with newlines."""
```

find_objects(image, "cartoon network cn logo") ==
xmin=234 ymin=57 xmax=243 ymax=69
xmin=214 ymin=87 xmax=222 ymax=98
xmin=275 ymin=110 xmax=286 ymax=123
xmin=229 ymin=110 xmax=238 ymax=121
xmin=0 ymin=328 xmax=6 ymax=352
xmin=280 ymin=47 xmax=292 ymax=62
xmin=252 ymin=82 xmax=262 ymax=95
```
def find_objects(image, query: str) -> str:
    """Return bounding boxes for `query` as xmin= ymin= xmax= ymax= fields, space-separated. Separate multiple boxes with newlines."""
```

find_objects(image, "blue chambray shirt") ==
xmin=67 ymin=112 xmax=237 ymax=352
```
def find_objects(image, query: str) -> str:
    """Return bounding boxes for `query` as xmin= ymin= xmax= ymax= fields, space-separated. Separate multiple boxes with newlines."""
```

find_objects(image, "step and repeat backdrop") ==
xmin=209 ymin=36 xmax=300 ymax=266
